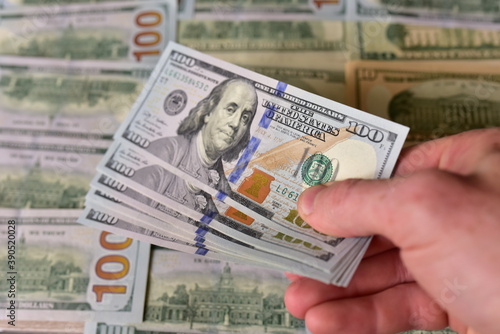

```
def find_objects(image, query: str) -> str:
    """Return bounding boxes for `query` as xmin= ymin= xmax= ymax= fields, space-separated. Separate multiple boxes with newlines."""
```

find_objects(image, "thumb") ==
xmin=298 ymin=169 xmax=498 ymax=249
xmin=298 ymin=171 xmax=457 ymax=243
xmin=298 ymin=179 xmax=391 ymax=237
xmin=298 ymin=178 xmax=396 ymax=239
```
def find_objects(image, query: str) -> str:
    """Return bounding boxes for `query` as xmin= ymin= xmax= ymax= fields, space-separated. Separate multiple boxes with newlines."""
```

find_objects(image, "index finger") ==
xmin=395 ymin=127 xmax=500 ymax=176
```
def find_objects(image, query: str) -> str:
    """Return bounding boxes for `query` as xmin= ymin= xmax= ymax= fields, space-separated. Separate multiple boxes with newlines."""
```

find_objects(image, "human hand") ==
xmin=285 ymin=128 xmax=500 ymax=334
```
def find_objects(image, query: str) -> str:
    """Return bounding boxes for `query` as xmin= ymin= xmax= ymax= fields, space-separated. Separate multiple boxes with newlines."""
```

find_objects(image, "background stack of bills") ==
xmin=1 ymin=0 xmax=499 ymax=333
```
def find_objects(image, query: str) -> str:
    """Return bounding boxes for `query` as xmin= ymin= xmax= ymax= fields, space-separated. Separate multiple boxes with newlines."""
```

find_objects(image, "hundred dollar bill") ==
xmin=178 ymin=20 xmax=350 ymax=56
xmin=178 ymin=20 xmax=351 ymax=102
xmin=85 ymin=189 xmax=210 ymax=250
xmin=0 ymin=0 xmax=194 ymax=19
xmin=0 ymin=142 xmax=105 ymax=209
xmin=85 ymin=186 xmax=285 ymax=261
xmin=83 ymin=189 xmax=344 ymax=284
xmin=226 ymin=61 xmax=346 ymax=104
xmin=250 ymin=63 xmax=346 ymax=104
xmin=80 ymin=203 xmax=286 ymax=274
xmin=85 ymin=247 xmax=308 ymax=333
xmin=0 ymin=57 xmax=150 ymax=141
xmin=80 ymin=202 xmax=224 ymax=258
xmin=0 ymin=133 xmax=111 ymax=151
xmin=194 ymin=0 xmax=346 ymax=20
xmin=92 ymin=159 xmax=368 ymax=284
xmin=357 ymin=22 xmax=500 ymax=61
xmin=0 ymin=0 xmax=176 ymax=64
xmin=86 ymin=182 xmax=279 ymax=258
xmin=355 ymin=0 xmax=500 ymax=29
xmin=0 ymin=136 xmax=111 ymax=150
xmin=0 ymin=209 xmax=150 ymax=323
xmin=98 ymin=169 xmax=370 ymax=287
xmin=82 ymin=194 xmax=344 ymax=284
xmin=346 ymin=60 xmax=500 ymax=142
xmin=112 ymin=42 xmax=408 ymax=263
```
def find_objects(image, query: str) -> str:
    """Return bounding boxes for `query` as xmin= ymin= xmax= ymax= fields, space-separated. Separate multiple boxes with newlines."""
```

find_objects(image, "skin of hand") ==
xmin=284 ymin=128 xmax=500 ymax=334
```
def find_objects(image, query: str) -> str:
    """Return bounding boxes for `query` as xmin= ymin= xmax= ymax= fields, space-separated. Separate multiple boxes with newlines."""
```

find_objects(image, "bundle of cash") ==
xmin=78 ymin=41 xmax=409 ymax=287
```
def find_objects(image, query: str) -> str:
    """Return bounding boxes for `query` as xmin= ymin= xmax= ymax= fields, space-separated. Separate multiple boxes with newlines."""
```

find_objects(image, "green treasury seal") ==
xmin=302 ymin=154 xmax=333 ymax=186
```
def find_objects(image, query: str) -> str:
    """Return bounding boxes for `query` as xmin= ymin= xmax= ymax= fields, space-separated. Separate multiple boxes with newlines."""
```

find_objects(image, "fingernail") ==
xmin=299 ymin=186 xmax=323 ymax=216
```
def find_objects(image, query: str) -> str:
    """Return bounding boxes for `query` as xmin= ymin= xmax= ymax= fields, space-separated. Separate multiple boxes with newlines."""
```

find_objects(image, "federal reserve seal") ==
xmin=301 ymin=154 xmax=333 ymax=186
xmin=164 ymin=90 xmax=187 ymax=116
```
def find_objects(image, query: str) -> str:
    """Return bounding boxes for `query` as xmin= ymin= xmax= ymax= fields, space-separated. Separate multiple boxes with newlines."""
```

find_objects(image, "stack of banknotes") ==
xmin=78 ymin=41 xmax=409 ymax=287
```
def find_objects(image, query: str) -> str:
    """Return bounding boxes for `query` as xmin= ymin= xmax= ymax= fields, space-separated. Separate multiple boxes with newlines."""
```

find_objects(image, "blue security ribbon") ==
xmin=200 ymin=210 xmax=217 ymax=225
xmin=215 ymin=191 xmax=228 ymax=201
xmin=195 ymin=248 xmax=209 ymax=255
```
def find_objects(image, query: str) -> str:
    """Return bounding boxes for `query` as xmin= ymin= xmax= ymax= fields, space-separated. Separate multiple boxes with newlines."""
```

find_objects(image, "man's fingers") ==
xmin=298 ymin=177 xmax=397 ymax=238
xmin=285 ymin=249 xmax=413 ymax=319
xmin=395 ymin=137 xmax=449 ymax=176
xmin=304 ymin=283 xmax=448 ymax=334
xmin=395 ymin=127 xmax=500 ymax=176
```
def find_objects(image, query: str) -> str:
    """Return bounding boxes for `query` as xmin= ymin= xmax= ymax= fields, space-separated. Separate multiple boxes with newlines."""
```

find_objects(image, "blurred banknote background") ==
xmin=1 ymin=0 xmax=499 ymax=333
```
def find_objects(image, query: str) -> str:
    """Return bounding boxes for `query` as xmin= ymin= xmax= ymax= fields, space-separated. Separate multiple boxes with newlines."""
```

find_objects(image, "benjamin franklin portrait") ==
xmin=128 ymin=77 xmax=258 ymax=216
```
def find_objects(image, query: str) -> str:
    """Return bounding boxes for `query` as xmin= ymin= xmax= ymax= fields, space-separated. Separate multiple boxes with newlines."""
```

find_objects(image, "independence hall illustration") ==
xmin=145 ymin=263 xmax=304 ymax=328
xmin=0 ymin=235 xmax=88 ymax=294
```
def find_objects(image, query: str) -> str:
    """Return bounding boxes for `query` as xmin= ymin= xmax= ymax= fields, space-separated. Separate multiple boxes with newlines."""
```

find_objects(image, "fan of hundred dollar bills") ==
xmin=78 ymin=42 xmax=409 ymax=287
